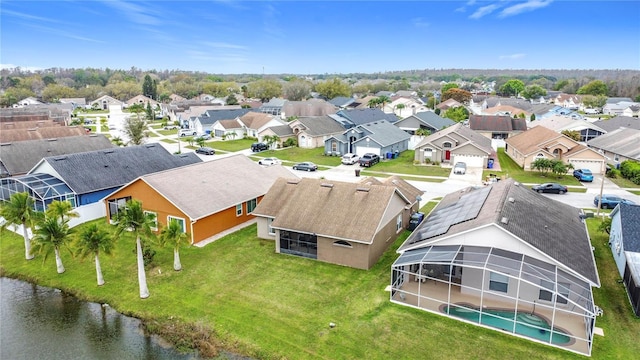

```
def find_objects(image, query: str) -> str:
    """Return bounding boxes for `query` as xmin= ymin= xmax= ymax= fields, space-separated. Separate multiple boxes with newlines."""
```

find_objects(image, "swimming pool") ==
xmin=442 ymin=305 xmax=572 ymax=345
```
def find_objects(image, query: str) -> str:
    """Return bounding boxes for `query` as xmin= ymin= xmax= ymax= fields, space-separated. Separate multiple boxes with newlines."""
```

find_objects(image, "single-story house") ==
xmin=0 ymin=126 xmax=89 ymax=143
xmin=592 ymin=116 xmax=640 ymax=132
xmin=414 ymin=123 xmax=495 ymax=168
xmin=529 ymin=115 xmax=606 ymax=142
xmin=191 ymin=108 xmax=251 ymax=135
xmin=332 ymin=108 xmax=399 ymax=128
xmin=323 ymin=120 xmax=411 ymax=157
xmin=505 ymin=126 xmax=605 ymax=174
xmin=608 ymin=202 xmax=640 ymax=317
xmin=90 ymin=95 xmax=124 ymax=110
xmin=0 ymin=134 xmax=114 ymax=178
xmin=394 ymin=111 xmax=456 ymax=135
xmin=391 ymin=179 xmax=600 ymax=356
xmin=259 ymin=98 xmax=286 ymax=116
xmin=104 ymin=154 xmax=296 ymax=245
xmin=288 ymin=116 xmax=346 ymax=149
xmin=383 ymin=97 xmax=429 ymax=118
xmin=0 ymin=144 xmax=200 ymax=222
xmin=587 ymin=128 xmax=640 ymax=165
xmin=126 ymin=95 xmax=160 ymax=108
xmin=281 ymin=99 xmax=337 ymax=118
xmin=469 ymin=115 xmax=527 ymax=140
xmin=251 ymin=176 xmax=423 ymax=269
xmin=210 ymin=111 xmax=284 ymax=140
xmin=258 ymin=124 xmax=295 ymax=149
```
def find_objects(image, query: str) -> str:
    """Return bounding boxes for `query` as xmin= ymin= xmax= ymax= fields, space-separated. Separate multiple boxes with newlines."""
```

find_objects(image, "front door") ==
xmin=445 ymin=150 xmax=451 ymax=161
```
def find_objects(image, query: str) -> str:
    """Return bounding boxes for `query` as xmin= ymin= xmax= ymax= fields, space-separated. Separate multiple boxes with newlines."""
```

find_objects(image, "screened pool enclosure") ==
xmin=391 ymin=244 xmax=597 ymax=356
xmin=0 ymin=174 xmax=75 ymax=212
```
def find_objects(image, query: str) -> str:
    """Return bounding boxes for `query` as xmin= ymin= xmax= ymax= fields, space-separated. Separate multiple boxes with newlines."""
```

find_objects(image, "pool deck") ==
xmin=393 ymin=278 xmax=591 ymax=356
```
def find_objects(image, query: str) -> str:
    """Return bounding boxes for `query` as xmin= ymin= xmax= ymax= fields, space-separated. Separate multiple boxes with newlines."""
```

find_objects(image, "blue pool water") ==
xmin=443 ymin=305 xmax=571 ymax=344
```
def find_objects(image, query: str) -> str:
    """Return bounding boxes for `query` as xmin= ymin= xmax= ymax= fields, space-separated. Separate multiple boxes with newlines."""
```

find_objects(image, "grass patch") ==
xmin=3 ymin=216 xmax=637 ymax=359
xmin=372 ymin=151 xmax=451 ymax=177
xmin=628 ymin=190 xmax=640 ymax=195
xmin=158 ymin=129 xmax=178 ymax=136
xmin=161 ymin=139 xmax=177 ymax=144
xmin=607 ymin=176 xmax=640 ymax=189
xmin=485 ymin=149 xmax=583 ymax=186
xmin=209 ymin=139 xmax=256 ymax=153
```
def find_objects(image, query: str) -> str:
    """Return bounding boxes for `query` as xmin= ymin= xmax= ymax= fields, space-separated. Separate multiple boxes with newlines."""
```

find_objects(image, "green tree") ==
xmin=142 ymin=74 xmax=158 ymax=100
xmin=442 ymin=106 xmax=469 ymax=122
xmin=113 ymin=199 xmax=156 ymax=299
xmin=376 ymin=95 xmax=391 ymax=110
xmin=577 ymin=80 xmax=608 ymax=96
xmin=158 ymin=219 xmax=189 ymax=271
xmin=76 ymin=223 xmax=114 ymax=286
xmin=582 ymin=95 xmax=607 ymax=109
xmin=531 ymin=158 xmax=552 ymax=174
xmin=500 ymin=79 xmax=525 ymax=97
xmin=283 ymin=80 xmax=312 ymax=101
xmin=394 ymin=103 xmax=405 ymax=116
xmin=367 ymin=97 xmax=380 ymax=108
xmin=195 ymin=137 xmax=206 ymax=147
xmin=314 ymin=78 xmax=351 ymax=99
xmin=41 ymin=84 xmax=77 ymax=102
xmin=226 ymin=93 xmax=239 ymax=105
xmin=46 ymin=200 xmax=79 ymax=224
xmin=441 ymin=82 xmax=458 ymax=93
xmin=415 ymin=128 xmax=430 ymax=136
xmin=246 ymin=79 xmax=283 ymax=102
xmin=32 ymin=216 xmax=74 ymax=274
xmin=598 ymin=217 xmax=612 ymax=234
xmin=561 ymin=130 xmax=581 ymax=141
xmin=263 ymin=134 xmax=280 ymax=149
xmin=0 ymin=192 xmax=39 ymax=260
xmin=551 ymin=160 xmax=572 ymax=178
xmin=145 ymin=102 xmax=153 ymax=120
xmin=521 ymin=84 xmax=548 ymax=100
xmin=123 ymin=113 xmax=148 ymax=145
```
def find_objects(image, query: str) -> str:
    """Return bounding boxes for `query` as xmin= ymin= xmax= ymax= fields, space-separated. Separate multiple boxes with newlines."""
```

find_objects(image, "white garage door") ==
xmin=569 ymin=159 xmax=604 ymax=174
xmin=356 ymin=147 xmax=380 ymax=157
xmin=453 ymin=154 xmax=485 ymax=168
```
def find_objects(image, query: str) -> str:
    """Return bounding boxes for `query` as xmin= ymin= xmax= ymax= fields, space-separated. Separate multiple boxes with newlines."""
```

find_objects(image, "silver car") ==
xmin=453 ymin=162 xmax=467 ymax=175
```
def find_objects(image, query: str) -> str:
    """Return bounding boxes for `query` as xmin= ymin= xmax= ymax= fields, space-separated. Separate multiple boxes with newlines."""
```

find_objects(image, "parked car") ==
xmin=594 ymin=194 xmax=636 ymax=209
xmin=193 ymin=133 xmax=212 ymax=141
xmin=251 ymin=142 xmax=269 ymax=152
xmin=293 ymin=162 xmax=318 ymax=172
xmin=453 ymin=162 xmax=467 ymax=175
xmin=531 ymin=183 xmax=568 ymax=194
xmin=164 ymin=124 xmax=178 ymax=130
xmin=573 ymin=169 xmax=594 ymax=182
xmin=195 ymin=147 xmax=215 ymax=155
xmin=359 ymin=153 xmax=380 ymax=167
xmin=258 ymin=157 xmax=282 ymax=166
xmin=408 ymin=212 xmax=425 ymax=231
xmin=341 ymin=153 xmax=360 ymax=165
xmin=179 ymin=128 xmax=197 ymax=137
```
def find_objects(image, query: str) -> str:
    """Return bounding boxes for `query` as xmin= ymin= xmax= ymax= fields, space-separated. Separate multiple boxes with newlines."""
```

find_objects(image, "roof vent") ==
xmin=47 ymin=138 xmax=58 ymax=142
xmin=508 ymin=197 xmax=515 ymax=203
xmin=103 ymin=150 xmax=114 ymax=154
xmin=286 ymin=180 xmax=300 ymax=185
xmin=356 ymin=187 xmax=370 ymax=192
xmin=53 ymin=156 xmax=67 ymax=161
xmin=321 ymin=183 xmax=334 ymax=188
xmin=500 ymin=217 xmax=509 ymax=225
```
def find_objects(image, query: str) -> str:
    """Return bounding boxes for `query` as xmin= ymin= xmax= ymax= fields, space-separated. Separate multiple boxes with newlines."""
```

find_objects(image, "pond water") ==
xmin=0 ymin=277 xmax=199 ymax=360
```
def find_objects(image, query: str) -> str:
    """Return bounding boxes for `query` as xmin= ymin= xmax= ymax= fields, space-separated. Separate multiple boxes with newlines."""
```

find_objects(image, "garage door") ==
xmin=569 ymin=159 xmax=604 ymax=174
xmin=356 ymin=147 xmax=380 ymax=157
xmin=453 ymin=154 xmax=486 ymax=168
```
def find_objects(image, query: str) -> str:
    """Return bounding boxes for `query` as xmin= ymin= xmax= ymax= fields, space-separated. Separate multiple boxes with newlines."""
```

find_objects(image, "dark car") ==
xmin=195 ymin=147 xmax=215 ymax=155
xmin=531 ymin=183 xmax=568 ymax=194
xmin=573 ymin=169 xmax=594 ymax=182
xmin=359 ymin=153 xmax=380 ymax=167
xmin=594 ymin=194 xmax=636 ymax=209
xmin=251 ymin=142 xmax=269 ymax=152
xmin=292 ymin=162 xmax=318 ymax=172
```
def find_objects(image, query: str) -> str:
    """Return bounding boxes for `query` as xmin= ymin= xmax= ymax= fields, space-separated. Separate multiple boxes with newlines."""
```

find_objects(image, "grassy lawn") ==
xmin=208 ymin=139 xmax=257 ymax=153
xmin=2 ymin=217 xmax=638 ymax=359
xmin=628 ymin=190 xmax=640 ymax=196
xmin=485 ymin=149 xmax=583 ymax=186
xmin=607 ymin=176 xmax=640 ymax=189
xmin=158 ymin=129 xmax=178 ymax=136
xmin=160 ymin=138 xmax=177 ymax=144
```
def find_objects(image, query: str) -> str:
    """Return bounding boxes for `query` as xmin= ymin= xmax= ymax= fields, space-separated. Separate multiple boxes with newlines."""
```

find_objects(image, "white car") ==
xmin=341 ymin=153 xmax=360 ymax=165
xmin=453 ymin=162 xmax=467 ymax=175
xmin=258 ymin=157 xmax=282 ymax=166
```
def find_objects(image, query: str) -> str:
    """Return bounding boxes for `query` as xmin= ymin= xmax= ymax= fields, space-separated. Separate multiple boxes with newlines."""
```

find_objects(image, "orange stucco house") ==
xmin=104 ymin=154 xmax=297 ymax=245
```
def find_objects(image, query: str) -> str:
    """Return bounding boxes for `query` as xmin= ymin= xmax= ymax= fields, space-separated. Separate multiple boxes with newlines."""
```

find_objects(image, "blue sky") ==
xmin=1 ymin=1 xmax=638 ymax=74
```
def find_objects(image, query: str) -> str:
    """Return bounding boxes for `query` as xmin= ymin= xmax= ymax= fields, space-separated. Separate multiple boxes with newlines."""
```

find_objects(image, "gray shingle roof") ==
xmin=593 ymin=116 xmax=640 ymax=132
xmin=0 ymin=134 xmax=114 ymax=177
xmin=336 ymin=108 xmax=398 ymax=126
xmin=37 ymin=144 xmax=201 ymax=194
xmin=412 ymin=112 xmax=456 ymax=130
xmin=587 ymin=128 xmax=640 ymax=160
xmin=399 ymin=179 xmax=599 ymax=285
xmin=328 ymin=97 xmax=356 ymax=107
xmin=355 ymin=120 xmax=411 ymax=147
xmin=295 ymin=116 xmax=346 ymax=136
xmin=268 ymin=125 xmax=295 ymax=136
xmin=197 ymin=109 xmax=252 ymax=125
xmin=618 ymin=203 xmax=640 ymax=252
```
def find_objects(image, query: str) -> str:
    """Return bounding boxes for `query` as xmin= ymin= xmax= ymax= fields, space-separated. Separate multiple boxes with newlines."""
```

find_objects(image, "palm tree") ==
xmin=394 ymin=103 xmax=406 ymax=116
xmin=158 ymin=219 xmax=189 ymax=271
xmin=377 ymin=95 xmax=391 ymax=110
xmin=367 ymin=98 xmax=380 ymax=108
xmin=195 ymin=137 xmax=206 ymax=148
xmin=76 ymin=224 xmax=114 ymax=286
xmin=113 ymin=199 xmax=155 ymax=299
xmin=32 ymin=216 xmax=74 ymax=274
xmin=46 ymin=200 xmax=79 ymax=223
xmin=0 ymin=192 xmax=39 ymax=260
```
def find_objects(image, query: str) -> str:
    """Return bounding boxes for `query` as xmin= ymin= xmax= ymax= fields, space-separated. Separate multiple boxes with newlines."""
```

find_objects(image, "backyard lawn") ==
xmin=1 ymin=216 xmax=637 ymax=360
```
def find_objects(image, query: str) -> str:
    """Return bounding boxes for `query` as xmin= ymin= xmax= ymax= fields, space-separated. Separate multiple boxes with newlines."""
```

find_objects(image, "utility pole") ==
xmin=596 ymin=158 xmax=606 ymax=217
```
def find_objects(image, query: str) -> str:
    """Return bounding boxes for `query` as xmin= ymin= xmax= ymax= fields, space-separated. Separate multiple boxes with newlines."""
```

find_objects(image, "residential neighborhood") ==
xmin=1 ymin=70 xmax=640 ymax=360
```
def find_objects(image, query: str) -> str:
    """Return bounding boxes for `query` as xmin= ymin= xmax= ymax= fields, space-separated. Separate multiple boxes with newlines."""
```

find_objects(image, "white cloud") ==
xmin=469 ymin=4 xmax=501 ymax=19
xmin=0 ymin=64 xmax=43 ymax=71
xmin=499 ymin=53 xmax=526 ymax=60
xmin=2 ymin=10 xmax=61 ymax=23
xmin=202 ymin=42 xmax=248 ymax=50
xmin=100 ymin=0 xmax=162 ymax=26
xmin=412 ymin=17 xmax=429 ymax=28
xmin=498 ymin=0 xmax=554 ymax=18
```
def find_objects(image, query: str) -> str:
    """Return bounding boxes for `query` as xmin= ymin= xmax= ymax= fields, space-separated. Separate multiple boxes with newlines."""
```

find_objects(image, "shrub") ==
xmin=606 ymin=168 xmax=620 ymax=179
xmin=619 ymin=160 xmax=640 ymax=185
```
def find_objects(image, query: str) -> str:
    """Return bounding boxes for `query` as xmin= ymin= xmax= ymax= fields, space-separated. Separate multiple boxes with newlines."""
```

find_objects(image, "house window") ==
xmin=267 ymin=218 xmax=275 ymax=235
xmin=614 ymin=154 xmax=619 ymax=162
xmin=333 ymin=240 xmax=352 ymax=248
xmin=396 ymin=214 xmax=403 ymax=232
xmin=280 ymin=230 xmax=317 ymax=259
xmin=557 ymin=283 xmax=570 ymax=305
xmin=167 ymin=216 xmax=186 ymax=233
xmin=489 ymin=272 xmax=509 ymax=293
xmin=331 ymin=141 xmax=337 ymax=152
xmin=536 ymin=153 xmax=544 ymax=158
xmin=144 ymin=211 xmax=157 ymax=231
xmin=107 ymin=196 xmax=131 ymax=220
xmin=539 ymin=279 xmax=554 ymax=302
xmin=236 ymin=203 xmax=243 ymax=216
xmin=246 ymin=198 xmax=257 ymax=213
